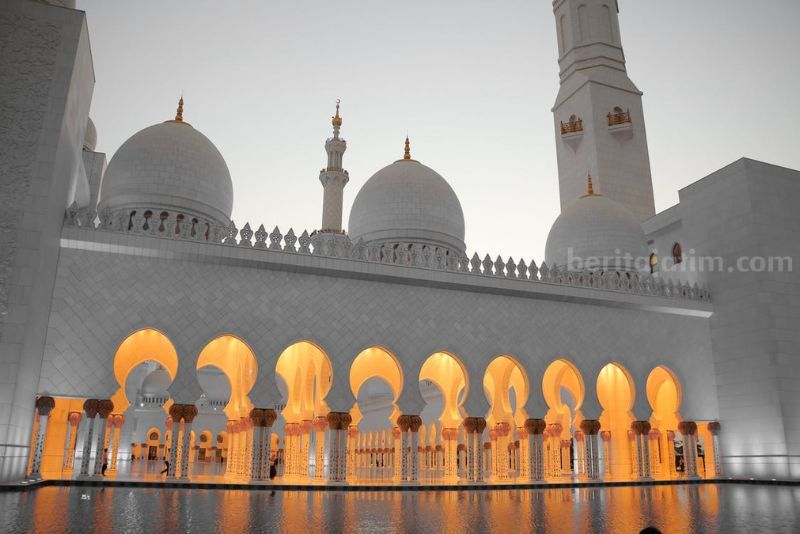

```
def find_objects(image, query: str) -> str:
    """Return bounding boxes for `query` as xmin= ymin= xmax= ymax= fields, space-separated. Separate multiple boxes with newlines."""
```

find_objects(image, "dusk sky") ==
xmin=78 ymin=0 xmax=800 ymax=260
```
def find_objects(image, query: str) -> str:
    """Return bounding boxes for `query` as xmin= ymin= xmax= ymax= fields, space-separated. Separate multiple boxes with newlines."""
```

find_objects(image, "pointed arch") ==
xmin=349 ymin=346 xmax=404 ymax=427
xmin=275 ymin=340 xmax=332 ymax=424
xmin=111 ymin=328 xmax=179 ymax=413
xmin=197 ymin=335 xmax=258 ymax=420
xmin=542 ymin=359 xmax=585 ymax=436
xmin=418 ymin=351 xmax=468 ymax=428
xmin=483 ymin=355 xmax=530 ymax=427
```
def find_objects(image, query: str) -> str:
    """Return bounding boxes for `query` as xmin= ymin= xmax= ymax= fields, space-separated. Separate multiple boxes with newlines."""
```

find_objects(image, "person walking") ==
xmin=160 ymin=458 xmax=170 ymax=475
xmin=101 ymin=448 xmax=109 ymax=476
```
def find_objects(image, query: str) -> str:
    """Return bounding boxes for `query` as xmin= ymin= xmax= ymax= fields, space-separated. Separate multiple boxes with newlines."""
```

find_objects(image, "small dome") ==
xmin=141 ymin=368 xmax=171 ymax=396
xmin=348 ymin=153 xmax=465 ymax=256
xmin=99 ymin=116 xmax=233 ymax=225
xmin=83 ymin=117 xmax=97 ymax=151
xmin=545 ymin=190 xmax=648 ymax=272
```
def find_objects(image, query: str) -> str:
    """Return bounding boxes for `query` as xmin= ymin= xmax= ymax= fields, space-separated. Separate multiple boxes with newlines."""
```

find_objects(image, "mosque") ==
xmin=2 ymin=0 xmax=798 ymax=486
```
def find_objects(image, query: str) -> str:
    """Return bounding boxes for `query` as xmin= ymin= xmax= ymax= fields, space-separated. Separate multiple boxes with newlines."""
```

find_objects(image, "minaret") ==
xmin=319 ymin=100 xmax=349 ymax=233
xmin=552 ymin=0 xmax=655 ymax=223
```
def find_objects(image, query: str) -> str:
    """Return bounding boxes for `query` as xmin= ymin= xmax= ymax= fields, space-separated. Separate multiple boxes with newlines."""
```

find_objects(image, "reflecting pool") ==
xmin=1 ymin=484 xmax=797 ymax=533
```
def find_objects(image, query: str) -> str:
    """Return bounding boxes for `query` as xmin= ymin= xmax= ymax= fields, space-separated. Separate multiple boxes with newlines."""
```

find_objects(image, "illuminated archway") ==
xmin=542 ymin=359 xmax=585 ymax=436
xmin=597 ymin=362 xmax=636 ymax=480
xmin=483 ymin=355 xmax=530 ymax=427
xmin=349 ymin=347 xmax=404 ymax=428
xmin=110 ymin=329 xmax=179 ymax=413
xmin=197 ymin=335 xmax=258 ymax=420
xmin=275 ymin=341 xmax=332 ymax=424
xmin=418 ymin=352 xmax=467 ymax=429
xmin=647 ymin=366 xmax=683 ymax=478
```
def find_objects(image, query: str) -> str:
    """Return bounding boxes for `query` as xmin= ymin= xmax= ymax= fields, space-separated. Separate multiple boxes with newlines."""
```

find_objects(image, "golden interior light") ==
xmin=418 ymin=352 xmax=468 ymax=428
xmin=349 ymin=346 xmax=404 ymax=425
xmin=197 ymin=335 xmax=259 ymax=420
xmin=111 ymin=328 xmax=179 ymax=414
xmin=542 ymin=359 xmax=585 ymax=436
xmin=275 ymin=341 xmax=332 ymax=423
xmin=483 ymin=355 xmax=530 ymax=427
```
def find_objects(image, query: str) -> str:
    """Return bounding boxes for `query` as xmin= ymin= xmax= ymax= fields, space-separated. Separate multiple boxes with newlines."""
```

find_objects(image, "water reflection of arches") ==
xmin=597 ymin=362 xmax=636 ymax=480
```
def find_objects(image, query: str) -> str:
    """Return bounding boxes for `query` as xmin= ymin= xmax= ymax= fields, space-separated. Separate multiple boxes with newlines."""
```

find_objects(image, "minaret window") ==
xmin=607 ymin=107 xmax=632 ymax=126
xmin=672 ymin=243 xmax=683 ymax=264
xmin=560 ymin=115 xmax=583 ymax=135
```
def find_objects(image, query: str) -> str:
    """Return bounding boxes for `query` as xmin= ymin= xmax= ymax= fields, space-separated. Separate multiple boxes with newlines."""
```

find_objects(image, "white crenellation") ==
xmin=62 ymin=209 xmax=710 ymax=302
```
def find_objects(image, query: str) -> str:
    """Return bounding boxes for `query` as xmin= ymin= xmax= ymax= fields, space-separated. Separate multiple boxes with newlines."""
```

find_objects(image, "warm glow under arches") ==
xmin=542 ymin=359 xmax=585 ymax=436
xmin=111 ymin=328 xmax=179 ymax=413
xmin=418 ymin=351 xmax=468 ymax=428
xmin=275 ymin=340 xmax=332 ymax=423
xmin=349 ymin=346 xmax=404 ymax=426
xmin=483 ymin=355 xmax=530 ymax=427
xmin=197 ymin=335 xmax=258 ymax=419
xmin=646 ymin=365 xmax=683 ymax=430
xmin=597 ymin=362 xmax=636 ymax=479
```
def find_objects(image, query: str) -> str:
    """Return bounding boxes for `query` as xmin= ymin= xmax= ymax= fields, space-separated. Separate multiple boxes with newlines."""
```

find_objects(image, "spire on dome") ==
xmin=403 ymin=136 xmax=411 ymax=160
xmin=332 ymin=100 xmax=342 ymax=127
xmin=175 ymin=96 xmax=184 ymax=122
xmin=587 ymin=173 xmax=594 ymax=195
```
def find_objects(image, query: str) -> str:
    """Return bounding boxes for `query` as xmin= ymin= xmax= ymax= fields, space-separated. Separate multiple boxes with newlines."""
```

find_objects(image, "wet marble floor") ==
xmin=1 ymin=483 xmax=798 ymax=533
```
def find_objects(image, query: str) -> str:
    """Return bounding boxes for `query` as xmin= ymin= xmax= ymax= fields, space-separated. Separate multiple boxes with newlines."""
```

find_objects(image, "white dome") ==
xmin=348 ymin=159 xmax=466 ymax=255
xmin=545 ymin=192 xmax=648 ymax=272
xmin=141 ymin=368 xmax=171 ymax=396
xmin=99 ymin=120 xmax=233 ymax=225
xmin=83 ymin=117 xmax=97 ymax=151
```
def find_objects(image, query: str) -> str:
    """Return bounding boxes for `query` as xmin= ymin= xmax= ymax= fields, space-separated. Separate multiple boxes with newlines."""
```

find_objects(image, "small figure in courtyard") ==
xmin=269 ymin=459 xmax=278 ymax=480
xmin=101 ymin=448 xmax=109 ymax=476
xmin=160 ymin=459 xmax=169 ymax=475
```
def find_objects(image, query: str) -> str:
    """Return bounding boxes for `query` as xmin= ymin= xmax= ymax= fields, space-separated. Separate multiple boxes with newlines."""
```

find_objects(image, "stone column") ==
xmin=64 ymin=412 xmax=81 ymax=471
xmin=179 ymin=406 xmax=198 ymax=479
xmin=300 ymin=420 xmax=312 ymax=478
xmin=463 ymin=417 xmax=486 ymax=483
xmin=523 ymin=418 xmax=546 ymax=482
xmin=167 ymin=404 xmax=187 ymax=478
xmin=517 ymin=427 xmax=528 ymax=478
xmin=397 ymin=416 xmax=410 ymax=482
xmin=92 ymin=400 xmax=114 ymax=477
xmin=665 ymin=430 xmax=676 ymax=478
xmin=347 ymin=426 xmax=359 ymax=480
xmin=224 ymin=420 xmax=235 ymax=476
xmin=78 ymin=400 xmax=99 ymax=476
xmin=442 ymin=428 xmax=458 ymax=481
xmin=708 ymin=422 xmax=722 ymax=477
xmin=600 ymin=431 xmax=612 ymax=478
xmin=108 ymin=414 xmax=124 ymax=472
xmin=579 ymin=419 xmax=601 ymax=480
xmin=495 ymin=423 xmax=511 ymax=480
xmin=392 ymin=427 xmax=402 ymax=481
xmin=678 ymin=421 xmax=700 ymax=479
xmin=326 ymin=412 xmax=352 ymax=483
xmin=408 ymin=416 xmax=422 ymax=482
xmin=631 ymin=420 xmax=652 ymax=479
xmin=313 ymin=416 xmax=328 ymax=480
xmin=547 ymin=422 xmax=563 ymax=478
xmin=648 ymin=429 xmax=662 ymax=477
xmin=28 ymin=396 xmax=55 ymax=480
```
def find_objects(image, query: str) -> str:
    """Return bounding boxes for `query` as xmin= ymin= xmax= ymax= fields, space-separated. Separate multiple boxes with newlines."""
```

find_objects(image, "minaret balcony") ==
xmin=560 ymin=119 xmax=583 ymax=135
xmin=560 ymin=118 xmax=584 ymax=151
xmin=607 ymin=109 xmax=632 ymax=127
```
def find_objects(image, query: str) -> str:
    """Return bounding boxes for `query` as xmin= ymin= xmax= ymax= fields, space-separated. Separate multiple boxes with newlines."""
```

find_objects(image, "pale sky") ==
xmin=78 ymin=0 xmax=800 ymax=261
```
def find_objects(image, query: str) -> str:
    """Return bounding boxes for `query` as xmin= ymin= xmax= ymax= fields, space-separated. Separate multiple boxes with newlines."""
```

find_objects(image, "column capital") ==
xmin=326 ymin=411 xmax=352 ymax=430
xmin=463 ymin=416 xmax=487 ymax=434
xmin=68 ymin=411 xmax=82 ymax=426
xmin=409 ymin=415 xmax=423 ymax=432
xmin=630 ymin=420 xmax=651 ymax=436
xmin=707 ymin=421 xmax=721 ymax=436
xmin=83 ymin=399 xmax=100 ymax=418
xmin=35 ymin=396 xmax=56 ymax=416
xmin=524 ymin=418 xmax=547 ymax=435
xmin=579 ymin=419 xmax=601 ymax=435
xmin=397 ymin=415 xmax=411 ymax=431
xmin=678 ymin=421 xmax=698 ymax=436
xmin=97 ymin=399 xmax=114 ymax=419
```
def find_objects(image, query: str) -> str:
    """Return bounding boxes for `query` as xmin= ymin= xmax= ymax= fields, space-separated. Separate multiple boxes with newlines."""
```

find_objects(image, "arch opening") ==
xmin=418 ymin=352 xmax=468 ymax=429
xmin=597 ymin=362 xmax=636 ymax=480
xmin=483 ymin=355 xmax=530 ymax=428
xmin=197 ymin=335 xmax=258 ymax=421
xmin=349 ymin=347 xmax=404 ymax=428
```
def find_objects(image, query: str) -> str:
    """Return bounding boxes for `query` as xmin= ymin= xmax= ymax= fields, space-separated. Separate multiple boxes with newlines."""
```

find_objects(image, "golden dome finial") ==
xmin=332 ymin=99 xmax=342 ymax=128
xmin=587 ymin=173 xmax=594 ymax=195
xmin=404 ymin=136 xmax=411 ymax=160
xmin=175 ymin=96 xmax=184 ymax=122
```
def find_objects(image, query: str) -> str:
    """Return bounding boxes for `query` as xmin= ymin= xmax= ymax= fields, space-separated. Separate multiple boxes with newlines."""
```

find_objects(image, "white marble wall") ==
xmin=645 ymin=158 xmax=800 ymax=479
xmin=0 ymin=0 xmax=93 ymax=482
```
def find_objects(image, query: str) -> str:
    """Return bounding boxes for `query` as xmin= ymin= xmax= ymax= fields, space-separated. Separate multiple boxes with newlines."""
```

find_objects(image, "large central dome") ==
xmin=98 ymin=100 xmax=233 ymax=226
xmin=348 ymin=142 xmax=466 ymax=256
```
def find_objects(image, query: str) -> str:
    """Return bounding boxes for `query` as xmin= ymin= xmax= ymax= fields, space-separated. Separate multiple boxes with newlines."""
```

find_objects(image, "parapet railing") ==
xmin=64 ymin=204 xmax=711 ymax=302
